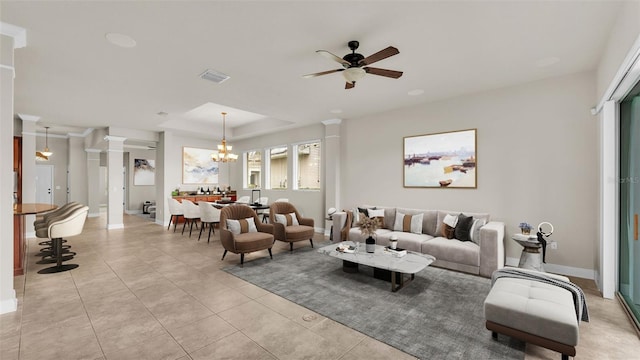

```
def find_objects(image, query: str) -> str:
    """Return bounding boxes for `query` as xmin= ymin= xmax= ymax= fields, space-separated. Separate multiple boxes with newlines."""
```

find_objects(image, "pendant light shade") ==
xmin=41 ymin=127 xmax=53 ymax=157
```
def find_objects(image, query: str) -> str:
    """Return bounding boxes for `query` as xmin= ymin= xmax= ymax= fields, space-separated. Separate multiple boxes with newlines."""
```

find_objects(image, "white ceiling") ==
xmin=1 ymin=1 xmax=621 ymax=141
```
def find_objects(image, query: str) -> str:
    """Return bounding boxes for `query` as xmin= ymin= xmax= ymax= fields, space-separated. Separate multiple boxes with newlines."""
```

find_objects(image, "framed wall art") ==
xmin=133 ymin=158 xmax=155 ymax=185
xmin=403 ymin=129 xmax=477 ymax=188
xmin=182 ymin=147 xmax=219 ymax=184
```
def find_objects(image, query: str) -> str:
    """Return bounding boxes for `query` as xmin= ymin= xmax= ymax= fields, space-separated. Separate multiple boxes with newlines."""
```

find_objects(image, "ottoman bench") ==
xmin=484 ymin=268 xmax=587 ymax=360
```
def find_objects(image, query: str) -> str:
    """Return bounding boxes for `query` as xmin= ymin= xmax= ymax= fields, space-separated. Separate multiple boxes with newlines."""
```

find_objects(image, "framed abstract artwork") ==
xmin=403 ymin=129 xmax=477 ymax=188
xmin=182 ymin=147 xmax=219 ymax=184
xmin=133 ymin=158 xmax=155 ymax=185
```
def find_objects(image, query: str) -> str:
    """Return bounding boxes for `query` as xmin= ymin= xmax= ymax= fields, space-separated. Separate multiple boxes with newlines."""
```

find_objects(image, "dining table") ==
xmin=13 ymin=203 xmax=58 ymax=276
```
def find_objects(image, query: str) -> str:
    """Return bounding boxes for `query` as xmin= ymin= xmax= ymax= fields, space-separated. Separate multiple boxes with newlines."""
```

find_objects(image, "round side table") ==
xmin=512 ymin=234 xmax=545 ymax=272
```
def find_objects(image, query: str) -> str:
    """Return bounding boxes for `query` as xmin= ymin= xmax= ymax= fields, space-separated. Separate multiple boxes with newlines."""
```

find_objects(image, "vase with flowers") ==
xmin=358 ymin=216 xmax=379 ymax=253
xmin=519 ymin=222 xmax=533 ymax=235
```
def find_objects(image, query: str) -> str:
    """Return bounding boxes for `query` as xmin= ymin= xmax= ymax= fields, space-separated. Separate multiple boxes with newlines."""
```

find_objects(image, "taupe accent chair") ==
xmin=198 ymin=201 xmax=221 ymax=243
xmin=181 ymin=200 xmax=200 ymax=237
xmin=220 ymin=205 xmax=274 ymax=266
xmin=269 ymin=202 xmax=314 ymax=251
xmin=262 ymin=198 xmax=288 ymax=223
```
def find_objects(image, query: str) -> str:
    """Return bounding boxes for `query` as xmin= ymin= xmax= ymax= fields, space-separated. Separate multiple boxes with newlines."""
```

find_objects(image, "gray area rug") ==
xmin=225 ymin=243 xmax=525 ymax=360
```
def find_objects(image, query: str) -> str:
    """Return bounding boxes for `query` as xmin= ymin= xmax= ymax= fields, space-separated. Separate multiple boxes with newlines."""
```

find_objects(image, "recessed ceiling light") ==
xmin=330 ymin=109 xmax=343 ymax=114
xmin=535 ymin=57 xmax=560 ymax=68
xmin=105 ymin=33 xmax=137 ymax=48
xmin=156 ymin=111 xmax=168 ymax=116
xmin=408 ymin=89 xmax=424 ymax=96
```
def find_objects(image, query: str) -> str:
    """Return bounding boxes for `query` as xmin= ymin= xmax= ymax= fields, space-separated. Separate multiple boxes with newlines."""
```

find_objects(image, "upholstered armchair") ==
xmin=220 ymin=205 xmax=274 ymax=266
xmin=269 ymin=202 xmax=314 ymax=251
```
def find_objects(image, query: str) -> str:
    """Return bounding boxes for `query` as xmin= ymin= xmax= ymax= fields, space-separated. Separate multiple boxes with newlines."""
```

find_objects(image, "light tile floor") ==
xmin=0 ymin=213 xmax=637 ymax=359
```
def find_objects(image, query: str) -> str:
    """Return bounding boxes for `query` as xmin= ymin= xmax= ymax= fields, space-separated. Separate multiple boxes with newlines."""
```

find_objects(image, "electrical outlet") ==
xmin=549 ymin=241 xmax=558 ymax=250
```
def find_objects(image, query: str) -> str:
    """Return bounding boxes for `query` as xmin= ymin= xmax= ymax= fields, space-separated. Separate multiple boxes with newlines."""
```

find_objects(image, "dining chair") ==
xmin=198 ymin=201 xmax=221 ymax=243
xmin=167 ymin=198 xmax=184 ymax=232
xmin=181 ymin=200 xmax=200 ymax=237
xmin=236 ymin=196 xmax=251 ymax=204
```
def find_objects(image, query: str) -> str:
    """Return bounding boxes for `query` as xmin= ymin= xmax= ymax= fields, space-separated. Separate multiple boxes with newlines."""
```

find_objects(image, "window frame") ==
xmin=243 ymin=149 xmax=263 ymax=189
xmin=265 ymin=144 xmax=289 ymax=190
xmin=292 ymin=139 xmax=321 ymax=191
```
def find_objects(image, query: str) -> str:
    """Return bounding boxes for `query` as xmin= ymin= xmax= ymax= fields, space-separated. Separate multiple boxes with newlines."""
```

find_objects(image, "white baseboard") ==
xmin=88 ymin=212 xmax=100 ymax=218
xmin=107 ymin=223 xmax=124 ymax=230
xmin=125 ymin=209 xmax=141 ymax=215
xmin=506 ymin=256 xmax=595 ymax=280
xmin=0 ymin=290 xmax=17 ymax=314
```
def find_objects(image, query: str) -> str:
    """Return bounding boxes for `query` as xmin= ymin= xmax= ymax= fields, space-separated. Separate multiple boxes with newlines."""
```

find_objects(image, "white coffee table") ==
xmin=319 ymin=241 xmax=435 ymax=292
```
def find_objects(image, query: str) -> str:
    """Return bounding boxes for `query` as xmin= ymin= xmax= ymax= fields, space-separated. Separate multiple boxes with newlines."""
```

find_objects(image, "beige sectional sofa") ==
xmin=332 ymin=205 xmax=505 ymax=277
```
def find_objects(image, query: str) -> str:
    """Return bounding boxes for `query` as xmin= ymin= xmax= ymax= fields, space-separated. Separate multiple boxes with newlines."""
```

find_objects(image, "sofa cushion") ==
xmin=469 ymin=218 xmax=486 ymax=244
xmin=436 ymin=210 xmax=490 ymax=237
xmin=441 ymin=224 xmax=455 ymax=239
xmin=422 ymin=237 xmax=480 ymax=266
xmin=377 ymin=231 xmax=432 ymax=252
xmin=454 ymin=214 xmax=474 ymax=241
xmin=393 ymin=212 xmax=423 ymax=234
xmin=226 ymin=217 xmax=257 ymax=235
xmin=348 ymin=228 xmax=393 ymax=243
xmin=275 ymin=212 xmax=299 ymax=226
xmin=367 ymin=208 xmax=386 ymax=228
xmin=396 ymin=208 xmax=438 ymax=236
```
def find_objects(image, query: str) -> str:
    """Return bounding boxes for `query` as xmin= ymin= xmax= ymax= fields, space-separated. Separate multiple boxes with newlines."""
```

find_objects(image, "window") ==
xmin=244 ymin=150 xmax=262 ymax=189
xmin=294 ymin=141 xmax=321 ymax=190
xmin=267 ymin=146 xmax=288 ymax=189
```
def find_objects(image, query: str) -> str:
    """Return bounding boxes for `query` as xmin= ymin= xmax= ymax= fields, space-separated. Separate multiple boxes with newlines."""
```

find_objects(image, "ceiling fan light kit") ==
xmin=304 ymin=40 xmax=403 ymax=89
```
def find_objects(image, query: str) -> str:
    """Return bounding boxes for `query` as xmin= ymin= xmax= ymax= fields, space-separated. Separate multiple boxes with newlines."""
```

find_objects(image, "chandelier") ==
xmin=212 ymin=112 xmax=238 ymax=162
xmin=41 ymin=126 xmax=53 ymax=157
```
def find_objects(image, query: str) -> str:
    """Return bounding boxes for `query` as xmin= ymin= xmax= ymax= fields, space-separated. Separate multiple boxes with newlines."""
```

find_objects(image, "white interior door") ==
xmin=36 ymin=165 xmax=54 ymax=204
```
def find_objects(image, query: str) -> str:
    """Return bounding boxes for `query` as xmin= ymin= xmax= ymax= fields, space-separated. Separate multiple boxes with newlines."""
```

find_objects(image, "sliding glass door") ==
xmin=619 ymin=88 xmax=640 ymax=326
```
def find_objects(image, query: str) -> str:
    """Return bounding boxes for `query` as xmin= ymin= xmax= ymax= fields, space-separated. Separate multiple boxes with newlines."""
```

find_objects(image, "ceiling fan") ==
xmin=303 ymin=40 xmax=403 ymax=89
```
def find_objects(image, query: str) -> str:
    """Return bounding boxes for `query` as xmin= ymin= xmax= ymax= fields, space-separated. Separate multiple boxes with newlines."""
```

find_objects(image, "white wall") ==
xmin=340 ymin=72 xmax=598 ymax=273
xmin=126 ymin=148 xmax=156 ymax=212
xmin=596 ymin=1 xmax=640 ymax=101
xmin=233 ymin=124 xmax=326 ymax=231
xmin=35 ymin=135 xmax=68 ymax=206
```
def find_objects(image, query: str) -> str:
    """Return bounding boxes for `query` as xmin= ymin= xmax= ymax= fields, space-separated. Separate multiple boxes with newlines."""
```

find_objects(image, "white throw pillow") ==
xmin=275 ymin=212 xmax=299 ymax=226
xmin=226 ymin=217 xmax=258 ymax=235
xmin=469 ymin=218 xmax=486 ymax=244
xmin=393 ymin=212 xmax=424 ymax=234
xmin=368 ymin=208 xmax=385 ymax=218
xmin=443 ymin=213 xmax=459 ymax=228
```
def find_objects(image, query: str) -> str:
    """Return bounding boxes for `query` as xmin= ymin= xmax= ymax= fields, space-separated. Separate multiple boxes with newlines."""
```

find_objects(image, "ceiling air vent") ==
xmin=200 ymin=69 xmax=230 ymax=84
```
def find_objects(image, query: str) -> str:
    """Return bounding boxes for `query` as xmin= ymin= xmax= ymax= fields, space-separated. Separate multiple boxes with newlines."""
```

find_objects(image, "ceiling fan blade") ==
xmin=302 ymin=69 xmax=344 ymax=78
xmin=359 ymin=46 xmax=399 ymax=66
xmin=345 ymin=82 xmax=355 ymax=90
xmin=364 ymin=67 xmax=403 ymax=79
xmin=317 ymin=50 xmax=350 ymax=67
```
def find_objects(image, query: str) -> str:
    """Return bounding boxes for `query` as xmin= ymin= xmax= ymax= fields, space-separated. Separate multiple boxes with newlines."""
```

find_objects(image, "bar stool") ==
xmin=38 ymin=206 xmax=89 ymax=274
xmin=35 ymin=202 xmax=84 ymax=259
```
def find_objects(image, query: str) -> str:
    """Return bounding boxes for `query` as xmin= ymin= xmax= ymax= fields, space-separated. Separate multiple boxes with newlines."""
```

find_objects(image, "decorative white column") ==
xmin=0 ymin=22 xmax=26 ymax=314
xmin=322 ymin=119 xmax=342 ymax=236
xmin=85 ymin=149 xmax=101 ymax=217
xmin=105 ymin=136 xmax=126 ymax=229
xmin=19 ymin=114 xmax=38 ymax=238
xmin=68 ymin=134 xmax=87 ymax=205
